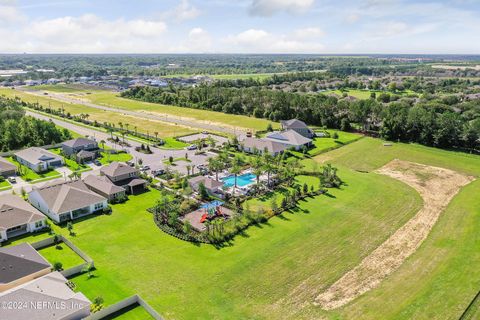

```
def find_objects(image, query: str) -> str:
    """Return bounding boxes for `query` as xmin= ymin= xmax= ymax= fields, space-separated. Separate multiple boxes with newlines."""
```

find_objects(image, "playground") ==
xmin=181 ymin=200 xmax=234 ymax=232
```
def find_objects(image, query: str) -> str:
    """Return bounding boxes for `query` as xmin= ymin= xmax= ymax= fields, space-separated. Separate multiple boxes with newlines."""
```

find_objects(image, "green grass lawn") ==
xmin=307 ymin=130 xmax=362 ymax=156
xmin=161 ymin=137 xmax=189 ymax=149
xmin=321 ymin=89 xmax=417 ymax=99
xmin=4 ymin=138 xmax=479 ymax=319
xmin=38 ymin=243 xmax=85 ymax=270
xmin=50 ymin=148 xmax=91 ymax=173
xmin=5 ymin=157 xmax=61 ymax=183
xmin=0 ymin=179 xmax=11 ymax=191
xmin=87 ymin=92 xmax=279 ymax=132
xmin=98 ymin=151 xmax=133 ymax=165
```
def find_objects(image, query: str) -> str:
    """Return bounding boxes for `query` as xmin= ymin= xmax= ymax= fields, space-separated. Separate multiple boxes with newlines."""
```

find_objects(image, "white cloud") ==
xmin=293 ymin=27 xmax=324 ymax=39
xmin=0 ymin=1 xmax=25 ymax=24
xmin=248 ymin=0 xmax=314 ymax=16
xmin=163 ymin=0 xmax=201 ymax=22
xmin=186 ymin=27 xmax=213 ymax=52
xmin=224 ymin=28 xmax=324 ymax=53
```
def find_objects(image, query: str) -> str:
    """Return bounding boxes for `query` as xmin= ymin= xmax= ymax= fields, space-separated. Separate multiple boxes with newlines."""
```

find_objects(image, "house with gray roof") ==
xmin=0 ymin=271 xmax=91 ymax=320
xmin=100 ymin=162 xmax=147 ymax=195
xmin=83 ymin=174 xmax=126 ymax=202
xmin=239 ymin=137 xmax=287 ymax=156
xmin=61 ymin=138 xmax=98 ymax=156
xmin=28 ymin=180 xmax=107 ymax=223
xmin=263 ymin=130 xmax=313 ymax=151
xmin=188 ymin=176 xmax=224 ymax=197
xmin=0 ymin=195 xmax=46 ymax=242
xmin=0 ymin=243 xmax=51 ymax=292
xmin=14 ymin=147 xmax=64 ymax=173
xmin=280 ymin=119 xmax=315 ymax=138
xmin=0 ymin=157 xmax=16 ymax=177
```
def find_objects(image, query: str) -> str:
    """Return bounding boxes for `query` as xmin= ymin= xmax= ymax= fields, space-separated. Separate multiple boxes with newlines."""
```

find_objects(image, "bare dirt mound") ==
xmin=314 ymin=159 xmax=474 ymax=310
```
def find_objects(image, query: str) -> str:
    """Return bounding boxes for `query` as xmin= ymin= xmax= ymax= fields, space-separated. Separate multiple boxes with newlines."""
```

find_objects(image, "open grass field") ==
xmin=85 ymin=91 xmax=278 ymax=132
xmin=4 ymin=137 xmax=479 ymax=319
xmin=38 ymin=243 xmax=85 ymax=270
xmin=30 ymin=84 xmax=108 ymax=93
xmin=0 ymin=88 xmax=196 ymax=138
xmin=0 ymin=180 xmax=11 ymax=191
xmin=320 ymin=89 xmax=417 ymax=99
xmin=98 ymin=151 xmax=133 ymax=165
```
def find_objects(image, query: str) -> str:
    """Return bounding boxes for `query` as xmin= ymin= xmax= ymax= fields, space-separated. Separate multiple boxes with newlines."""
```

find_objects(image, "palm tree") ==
xmin=154 ymin=132 xmax=159 ymax=141
xmin=186 ymin=165 xmax=192 ymax=176
xmin=230 ymin=164 xmax=241 ymax=196
xmin=251 ymin=155 xmax=264 ymax=187
xmin=262 ymin=153 xmax=276 ymax=187
xmin=207 ymin=157 xmax=221 ymax=180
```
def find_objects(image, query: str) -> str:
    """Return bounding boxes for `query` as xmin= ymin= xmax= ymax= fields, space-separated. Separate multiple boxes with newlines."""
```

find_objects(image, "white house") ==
xmin=0 ymin=195 xmax=46 ymax=242
xmin=14 ymin=147 xmax=64 ymax=173
xmin=263 ymin=130 xmax=313 ymax=151
xmin=28 ymin=180 xmax=107 ymax=223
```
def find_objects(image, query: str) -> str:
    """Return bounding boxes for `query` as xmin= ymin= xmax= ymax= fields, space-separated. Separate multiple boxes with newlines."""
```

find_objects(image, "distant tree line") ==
xmin=121 ymin=85 xmax=480 ymax=152
xmin=0 ymin=97 xmax=71 ymax=151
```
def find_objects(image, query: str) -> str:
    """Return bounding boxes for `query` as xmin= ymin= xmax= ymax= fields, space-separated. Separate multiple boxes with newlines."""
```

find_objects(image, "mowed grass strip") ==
xmin=50 ymin=165 xmax=421 ymax=319
xmin=38 ymin=243 xmax=85 ymax=270
xmin=0 ymin=88 xmax=196 ymax=138
xmin=86 ymin=91 xmax=279 ymax=131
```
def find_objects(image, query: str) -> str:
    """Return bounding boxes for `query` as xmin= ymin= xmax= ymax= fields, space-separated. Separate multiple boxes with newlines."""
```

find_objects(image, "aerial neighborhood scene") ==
xmin=0 ymin=0 xmax=480 ymax=319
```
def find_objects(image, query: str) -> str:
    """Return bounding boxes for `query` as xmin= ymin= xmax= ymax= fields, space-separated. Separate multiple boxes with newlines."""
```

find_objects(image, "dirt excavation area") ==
xmin=315 ymin=159 xmax=474 ymax=310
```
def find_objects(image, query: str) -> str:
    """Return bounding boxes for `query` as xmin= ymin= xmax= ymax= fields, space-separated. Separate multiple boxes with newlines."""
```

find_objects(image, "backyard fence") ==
xmin=31 ymin=234 xmax=94 ymax=278
xmin=84 ymin=294 xmax=163 ymax=320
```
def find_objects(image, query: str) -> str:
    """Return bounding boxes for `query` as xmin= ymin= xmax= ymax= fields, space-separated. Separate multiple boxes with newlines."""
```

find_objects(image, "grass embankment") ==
xmin=0 ymin=88 xmax=196 ymax=138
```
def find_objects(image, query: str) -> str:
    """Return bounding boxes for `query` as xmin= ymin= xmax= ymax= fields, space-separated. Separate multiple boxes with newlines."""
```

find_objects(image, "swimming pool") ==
xmin=222 ymin=173 xmax=257 ymax=187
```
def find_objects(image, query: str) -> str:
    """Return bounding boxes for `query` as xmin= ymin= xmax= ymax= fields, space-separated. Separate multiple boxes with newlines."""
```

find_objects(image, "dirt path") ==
xmin=313 ymin=159 xmax=474 ymax=310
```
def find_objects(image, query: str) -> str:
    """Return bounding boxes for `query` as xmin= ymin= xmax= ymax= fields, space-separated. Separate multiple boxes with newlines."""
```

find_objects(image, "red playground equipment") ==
xmin=199 ymin=201 xmax=224 ymax=223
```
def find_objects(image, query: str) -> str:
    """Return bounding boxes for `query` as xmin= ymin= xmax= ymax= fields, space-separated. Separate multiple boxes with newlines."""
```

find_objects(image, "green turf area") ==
xmin=0 ymin=88 xmax=196 ymax=138
xmin=321 ymin=89 xmax=417 ymax=99
xmin=307 ymin=130 xmax=362 ymax=156
xmin=50 ymin=148 xmax=91 ymax=173
xmin=161 ymin=137 xmax=189 ymax=149
xmin=30 ymin=84 xmax=107 ymax=93
xmin=100 ymin=304 xmax=154 ymax=320
xmin=0 ymin=180 xmax=11 ymax=190
xmin=38 ymin=243 xmax=85 ymax=270
xmin=86 ymin=91 xmax=279 ymax=131
xmin=98 ymin=151 xmax=133 ymax=165
xmin=5 ymin=157 xmax=61 ymax=183
xmin=211 ymin=73 xmax=276 ymax=80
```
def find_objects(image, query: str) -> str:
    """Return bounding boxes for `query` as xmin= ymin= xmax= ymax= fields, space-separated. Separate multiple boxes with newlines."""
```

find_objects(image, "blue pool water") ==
xmin=222 ymin=173 xmax=257 ymax=187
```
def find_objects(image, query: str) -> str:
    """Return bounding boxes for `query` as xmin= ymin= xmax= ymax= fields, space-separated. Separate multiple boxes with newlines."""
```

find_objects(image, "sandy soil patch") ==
xmin=314 ymin=159 xmax=474 ymax=310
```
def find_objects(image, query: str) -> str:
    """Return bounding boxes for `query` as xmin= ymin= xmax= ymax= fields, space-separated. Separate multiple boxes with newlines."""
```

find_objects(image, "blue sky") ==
xmin=0 ymin=0 xmax=479 ymax=54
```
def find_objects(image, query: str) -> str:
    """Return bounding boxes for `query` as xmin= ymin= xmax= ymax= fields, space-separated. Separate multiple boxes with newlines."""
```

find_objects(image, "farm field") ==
xmin=0 ymin=88 xmax=196 ymax=138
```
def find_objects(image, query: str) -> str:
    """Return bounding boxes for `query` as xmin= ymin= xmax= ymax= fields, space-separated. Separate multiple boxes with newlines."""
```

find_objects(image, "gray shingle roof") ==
xmin=281 ymin=119 xmax=309 ymax=129
xmin=76 ymin=150 xmax=96 ymax=158
xmin=83 ymin=175 xmax=125 ymax=196
xmin=101 ymin=161 xmax=138 ymax=178
xmin=0 ymin=271 xmax=91 ymax=320
xmin=14 ymin=147 xmax=62 ymax=166
xmin=0 ymin=243 xmax=50 ymax=285
xmin=0 ymin=195 xmax=45 ymax=231
xmin=61 ymin=138 xmax=97 ymax=149
xmin=241 ymin=137 xmax=287 ymax=154
xmin=264 ymin=130 xmax=312 ymax=146
xmin=31 ymin=180 xmax=106 ymax=214
xmin=0 ymin=157 xmax=16 ymax=173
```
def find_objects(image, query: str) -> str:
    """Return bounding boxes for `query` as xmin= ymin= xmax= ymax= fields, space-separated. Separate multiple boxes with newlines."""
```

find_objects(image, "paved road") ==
xmin=21 ymin=88 xmax=244 ymax=135
xmin=26 ymin=110 xmax=216 ymax=174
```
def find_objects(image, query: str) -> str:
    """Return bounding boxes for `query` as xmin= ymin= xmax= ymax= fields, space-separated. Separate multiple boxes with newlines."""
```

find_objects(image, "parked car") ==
xmin=153 ymin=169 xmax=165 ymax=176
xmin=93 ymin=160 xmax=102 ymax=166
xmin=126 ymin=161 xmax=135 ymax=167
xmin=186 ymin=145 xmax=197 ymax=150
xmin=7 ymin=177 xmax=16 ymax=183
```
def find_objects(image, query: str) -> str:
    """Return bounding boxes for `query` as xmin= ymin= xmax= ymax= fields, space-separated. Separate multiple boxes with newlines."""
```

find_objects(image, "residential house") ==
xmin=83 ymin=174 xmax=126 ymax=202
xmin=100 ymin=162 xmax=147 ymax=194
xmin=239 ymin=137 xmax=287 ymax=156
xmin=0 ymin=243 xmax=51 ymax=292
xmin=189 ymin=176 xmax=224 ymax=197
xmin=0 ymin=195 xmax=46 ymax=242
xmin=28 ymin=180 xmax=107 ymax=223
xmin=61 ymin=138 xmax=98 ymax=156
xmin=0 ymin=157 xmax=16 ymax=177
xmin=0 ymin=271 xmax=91 ymax=320
xmin=280 ymin=119 xmax=315 ymax=138
xmin=75 ymin=150 xmax=96 ymax=163
xmin=263 ymin=130 xmax=313 ymax=151
xmin=14 ymin=147 xmax=64 ymax=173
